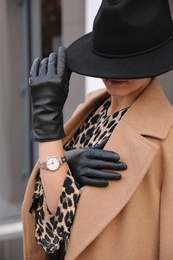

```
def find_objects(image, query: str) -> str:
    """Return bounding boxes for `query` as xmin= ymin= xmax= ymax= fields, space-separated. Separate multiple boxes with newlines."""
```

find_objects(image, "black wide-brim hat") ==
xmin=67 ymin=0 xmax=173 ymax=79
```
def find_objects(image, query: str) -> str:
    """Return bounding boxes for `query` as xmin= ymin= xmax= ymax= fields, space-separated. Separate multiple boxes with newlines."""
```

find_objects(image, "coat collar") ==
xmin=122 ymin=78 xmax=173 ymax=139
xmin=64 ymin=78 xmax=173 ymax=260
xmin=64 ymin=78 xmax=173 ymax=144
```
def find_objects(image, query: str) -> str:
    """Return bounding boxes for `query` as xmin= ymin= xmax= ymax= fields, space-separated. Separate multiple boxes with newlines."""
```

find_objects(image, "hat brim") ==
xmin=67 ymin=32 xmax=173 ymax=79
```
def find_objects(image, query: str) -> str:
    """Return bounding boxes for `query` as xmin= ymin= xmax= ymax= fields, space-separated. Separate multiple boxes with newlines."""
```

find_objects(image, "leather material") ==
xmin=65 ymin=138 xmax=127 ymax=187
xmin=29 ymin=46 xmax=70 ymax=142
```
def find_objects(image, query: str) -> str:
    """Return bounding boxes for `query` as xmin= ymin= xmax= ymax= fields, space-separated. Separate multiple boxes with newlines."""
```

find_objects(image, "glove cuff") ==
xmin=31 ymin=128 xmax=65 ymax=142
xmin=31 ymin=123 xmax=66 ymax=142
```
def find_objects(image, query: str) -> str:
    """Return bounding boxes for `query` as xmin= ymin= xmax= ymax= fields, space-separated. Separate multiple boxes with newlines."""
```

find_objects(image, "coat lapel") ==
xmin=65 ymin=78 xmax=173 ymax=260
xmin=65 ymin=121 xmax=159 ymax=260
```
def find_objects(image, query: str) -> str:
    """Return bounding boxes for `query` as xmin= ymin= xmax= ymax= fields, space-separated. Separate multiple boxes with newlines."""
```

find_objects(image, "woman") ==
xmin=22 ymin=0 xmax=173 ymax=259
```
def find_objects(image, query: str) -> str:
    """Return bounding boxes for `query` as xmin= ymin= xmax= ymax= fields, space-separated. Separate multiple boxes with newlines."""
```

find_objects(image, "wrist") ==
xmin=39 ymin=140 xmax=64 ymax=157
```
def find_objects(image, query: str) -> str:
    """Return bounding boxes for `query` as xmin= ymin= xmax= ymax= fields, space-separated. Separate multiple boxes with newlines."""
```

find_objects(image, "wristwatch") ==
xmin=39 ymin=156 xmax=66 ymax=172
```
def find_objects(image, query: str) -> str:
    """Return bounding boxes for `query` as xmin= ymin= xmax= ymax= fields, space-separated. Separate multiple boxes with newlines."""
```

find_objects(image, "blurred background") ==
xmin=0 ymin=0 xmax=173 ymax=259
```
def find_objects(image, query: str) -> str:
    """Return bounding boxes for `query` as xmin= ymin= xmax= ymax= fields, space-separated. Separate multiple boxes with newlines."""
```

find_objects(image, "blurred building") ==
xmin=0 ymin=0 xmax=173 ymax=259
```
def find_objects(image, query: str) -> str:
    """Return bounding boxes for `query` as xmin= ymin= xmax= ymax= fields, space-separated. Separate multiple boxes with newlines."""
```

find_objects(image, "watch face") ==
xmin=46 ymin=156 xmax=60 ymax=171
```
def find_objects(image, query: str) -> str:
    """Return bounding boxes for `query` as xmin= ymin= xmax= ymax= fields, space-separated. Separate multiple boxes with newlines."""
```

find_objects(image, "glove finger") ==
xmin=47 ymin=52 xmax=57 ymax=75
xmin=80 ymin=176 xmax=108 ymax=187
xmin=85 ymin=168 xmax=122 ymax=180
xmin=57 ymin=46 xmax=67 ymax=77
xmin=39 ymin=58 xmax=48 ymax=75
xmin=114 ymin=162 xmax=127 ymax=170
xmin=87 ymin=148 xmax=120 ymax=161
xmin=29 ymin=58 xmax=40 ymax=78
xmin=94 ymin=137 xmax=109 ymax=149
xmin=86 ymin=159 xmax=127 ymax=170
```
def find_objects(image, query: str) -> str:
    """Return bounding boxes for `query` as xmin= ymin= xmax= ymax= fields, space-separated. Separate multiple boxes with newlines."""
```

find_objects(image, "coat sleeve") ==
xmin=21 ymin=163 xmax=51 ymax=260
xmin=160 ymin=155 xmax=173 ymax=259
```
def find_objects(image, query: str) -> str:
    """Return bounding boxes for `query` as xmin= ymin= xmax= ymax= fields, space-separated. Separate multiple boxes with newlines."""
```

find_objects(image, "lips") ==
xmin=107 ymin=79 xmax=127 ymax=87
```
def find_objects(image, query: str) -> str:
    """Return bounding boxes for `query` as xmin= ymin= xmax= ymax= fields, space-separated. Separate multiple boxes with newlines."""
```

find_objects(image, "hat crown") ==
xmin=92 ymin=0 xmax=173 ymax=57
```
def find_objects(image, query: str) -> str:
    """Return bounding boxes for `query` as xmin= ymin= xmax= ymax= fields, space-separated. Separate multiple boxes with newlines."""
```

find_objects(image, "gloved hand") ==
xmin=65 ymin=138 xmax=127 ymax=187
xmin=29 ymin=46 xmax=71 ymax=142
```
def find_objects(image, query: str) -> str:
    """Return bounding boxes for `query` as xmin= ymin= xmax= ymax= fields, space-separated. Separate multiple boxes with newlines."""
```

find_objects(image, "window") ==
xmin=41 ymin=0 xmax=62 ymax=57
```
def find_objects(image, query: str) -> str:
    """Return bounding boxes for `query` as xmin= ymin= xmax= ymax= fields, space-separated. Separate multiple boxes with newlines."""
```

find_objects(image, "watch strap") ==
xmin=59 ymin=156 xmax=66 ymax=165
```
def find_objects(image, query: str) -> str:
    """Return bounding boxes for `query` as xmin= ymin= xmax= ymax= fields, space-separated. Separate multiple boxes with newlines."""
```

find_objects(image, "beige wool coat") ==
xmin=22 ymin=78 xmax=173 ymax=260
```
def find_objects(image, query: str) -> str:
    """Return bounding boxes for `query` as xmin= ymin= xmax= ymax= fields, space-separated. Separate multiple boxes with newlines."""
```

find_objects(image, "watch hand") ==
xmin=47 ymin=161 xmax=53 ymax=165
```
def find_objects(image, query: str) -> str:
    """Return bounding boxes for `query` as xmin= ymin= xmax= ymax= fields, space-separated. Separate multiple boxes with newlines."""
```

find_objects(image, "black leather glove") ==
xmin=29 ymin=46 xmax=71 ymax=142
xmin=65 ymin=138 xmax=127 ymax=187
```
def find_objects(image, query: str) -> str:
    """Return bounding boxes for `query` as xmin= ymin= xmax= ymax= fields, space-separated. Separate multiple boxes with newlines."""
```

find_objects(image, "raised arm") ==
xmin=29 ymin=46 xmax=70 ymax=214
